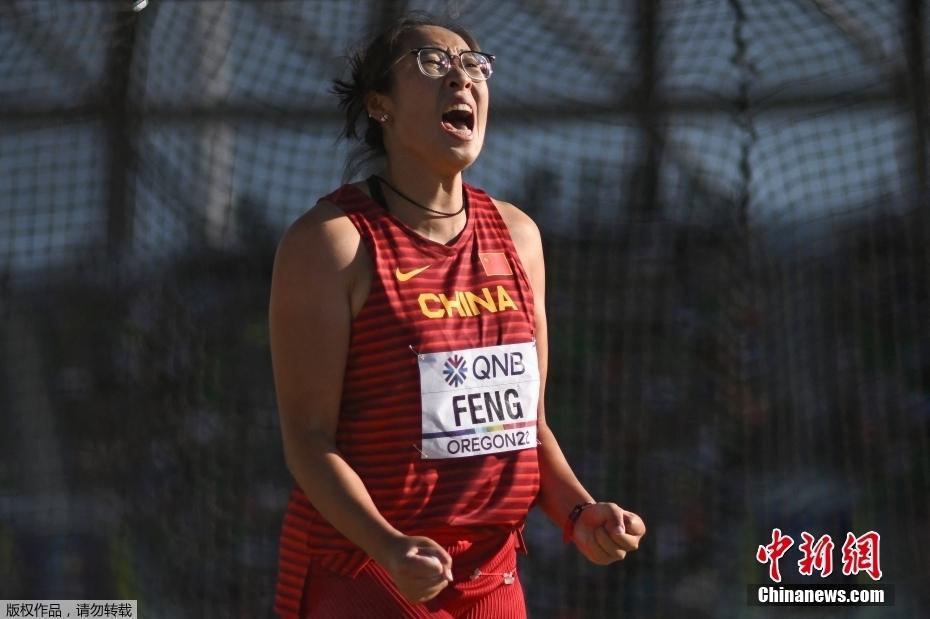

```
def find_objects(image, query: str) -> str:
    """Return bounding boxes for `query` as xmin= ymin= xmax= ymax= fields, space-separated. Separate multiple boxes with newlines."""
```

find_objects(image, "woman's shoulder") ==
xmin=291 ymin=180 xmax=371 ymax=235
xmin=486 ymin=194 xmax=542 ymax=253
xmin=275 ymin=184 xmax=368 ymax=275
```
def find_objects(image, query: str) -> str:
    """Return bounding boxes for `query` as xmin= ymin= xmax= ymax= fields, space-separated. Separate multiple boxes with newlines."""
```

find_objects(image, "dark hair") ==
xmin=331 ymin=12 xmax=480 ymax=181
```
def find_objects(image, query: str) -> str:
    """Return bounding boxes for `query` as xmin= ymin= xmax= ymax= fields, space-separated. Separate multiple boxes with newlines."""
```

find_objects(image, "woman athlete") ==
xmin=269 ymin=13 xmax=645 ymax=618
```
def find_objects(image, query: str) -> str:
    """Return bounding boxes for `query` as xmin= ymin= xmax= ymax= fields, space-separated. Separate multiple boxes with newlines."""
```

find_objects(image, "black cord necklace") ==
xmin=375 ymin=175 xmax=466 ymax=218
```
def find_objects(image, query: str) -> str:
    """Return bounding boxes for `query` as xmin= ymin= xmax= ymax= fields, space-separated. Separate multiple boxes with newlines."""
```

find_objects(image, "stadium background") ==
xmin=1 ymin=0 xmax=928 ymax=617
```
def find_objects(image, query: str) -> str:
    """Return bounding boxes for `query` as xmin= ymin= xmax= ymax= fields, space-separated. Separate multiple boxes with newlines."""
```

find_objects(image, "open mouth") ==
xmin=440 ymin=106 xmax=475 ymax=138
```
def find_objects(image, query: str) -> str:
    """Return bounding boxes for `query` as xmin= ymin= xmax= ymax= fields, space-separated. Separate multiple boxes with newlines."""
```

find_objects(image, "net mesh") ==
xmin=1 ymin=0 xmax=928 ymax=617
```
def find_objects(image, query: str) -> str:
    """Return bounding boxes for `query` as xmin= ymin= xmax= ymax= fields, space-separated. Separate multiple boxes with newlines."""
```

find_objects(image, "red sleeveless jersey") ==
xmin=273 ymin=181 xmax=541 ymax=618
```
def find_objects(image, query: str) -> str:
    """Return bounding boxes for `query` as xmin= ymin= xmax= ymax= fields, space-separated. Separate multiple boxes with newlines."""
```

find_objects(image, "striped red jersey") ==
xmin=274 ymin=180 xmax=541 ymax=618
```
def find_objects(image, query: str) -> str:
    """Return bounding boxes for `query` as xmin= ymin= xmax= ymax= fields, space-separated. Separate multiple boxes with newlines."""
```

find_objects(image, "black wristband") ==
xmin=562 ymin=501 xmax=597 ymax=543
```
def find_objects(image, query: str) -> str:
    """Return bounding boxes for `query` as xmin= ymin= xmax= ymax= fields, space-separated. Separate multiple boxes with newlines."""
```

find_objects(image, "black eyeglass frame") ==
xmin=395 ymin=47 xmax=496 ymax=81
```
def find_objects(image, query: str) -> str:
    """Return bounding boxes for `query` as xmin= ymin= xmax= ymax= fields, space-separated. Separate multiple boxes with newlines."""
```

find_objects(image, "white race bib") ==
xmin=417 ymin=341 xmax=539 ymax=459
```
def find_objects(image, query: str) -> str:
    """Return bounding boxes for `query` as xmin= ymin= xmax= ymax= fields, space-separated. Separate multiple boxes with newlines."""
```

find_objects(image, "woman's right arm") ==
xmin=268 ymin=202 xmax=453 ymax=601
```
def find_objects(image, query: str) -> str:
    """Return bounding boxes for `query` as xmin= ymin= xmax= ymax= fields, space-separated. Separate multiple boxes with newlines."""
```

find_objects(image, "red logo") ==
xmin=798 ymin=532 xmax=834 ymax=577
xmin=841 ymin=531 xmax=882 ymax=581
xmin=757 ymin=528 xmax=794 ymax=582
xmin=757 ymin=528 xmax=882 ymax=582
xmin=478 ymin=252 xmax=512 ymax=277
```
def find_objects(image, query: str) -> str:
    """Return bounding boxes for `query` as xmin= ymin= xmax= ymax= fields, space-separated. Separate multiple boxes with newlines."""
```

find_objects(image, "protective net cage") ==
xmin=1 ymin=0 xmax=928 ymax=617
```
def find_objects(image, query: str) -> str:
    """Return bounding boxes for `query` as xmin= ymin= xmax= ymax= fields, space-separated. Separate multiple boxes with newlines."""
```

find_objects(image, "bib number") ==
xmin=418 ymin=341 xmax=539 ymax=459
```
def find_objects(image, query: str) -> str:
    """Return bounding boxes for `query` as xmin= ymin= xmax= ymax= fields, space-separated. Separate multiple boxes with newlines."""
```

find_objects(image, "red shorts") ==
xmin=300 ymin=530 xmax=527 ymax=619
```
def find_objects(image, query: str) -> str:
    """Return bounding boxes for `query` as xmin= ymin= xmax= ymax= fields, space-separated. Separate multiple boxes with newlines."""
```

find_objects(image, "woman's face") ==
xmin=372 ymin=25 xmax=490 ymax=176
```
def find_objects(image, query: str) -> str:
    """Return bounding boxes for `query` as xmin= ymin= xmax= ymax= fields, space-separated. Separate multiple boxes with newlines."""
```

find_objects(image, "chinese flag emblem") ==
xmin=479 ymin=252 xmax=512 ymax=276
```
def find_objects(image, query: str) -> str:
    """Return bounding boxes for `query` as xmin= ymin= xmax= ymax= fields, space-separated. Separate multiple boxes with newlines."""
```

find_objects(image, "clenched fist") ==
xmin=570 ymin=503 xmax=646 ymax=565
xmin=378 ymin=535 xmax=455 ymax=603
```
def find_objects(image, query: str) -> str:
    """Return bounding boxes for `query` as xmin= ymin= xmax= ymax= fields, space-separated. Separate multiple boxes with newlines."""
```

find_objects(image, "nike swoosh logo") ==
xmin=395 ymin=265 xmax=431 ymax=282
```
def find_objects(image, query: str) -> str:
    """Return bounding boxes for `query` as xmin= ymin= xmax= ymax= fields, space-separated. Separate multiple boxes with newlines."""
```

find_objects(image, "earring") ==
xmin=379 ymin=113 xmax=389 ymax=122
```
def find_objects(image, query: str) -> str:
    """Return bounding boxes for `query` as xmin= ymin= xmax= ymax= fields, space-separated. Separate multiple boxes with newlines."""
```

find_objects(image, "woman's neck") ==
xmin=383 ymin=159 xmax=464 ymax=216
xmin=378 ymin=158 xmax=467 ymax=244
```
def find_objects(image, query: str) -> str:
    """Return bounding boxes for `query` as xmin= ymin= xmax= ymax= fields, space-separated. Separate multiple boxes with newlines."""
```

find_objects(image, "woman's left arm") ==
xmin=495 ymin=199 xmax=646 ymax=566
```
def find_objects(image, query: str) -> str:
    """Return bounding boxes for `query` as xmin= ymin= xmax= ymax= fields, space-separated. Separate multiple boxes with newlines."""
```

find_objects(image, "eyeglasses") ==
xmin=405 ymin=47 xmax=495 ymax=82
